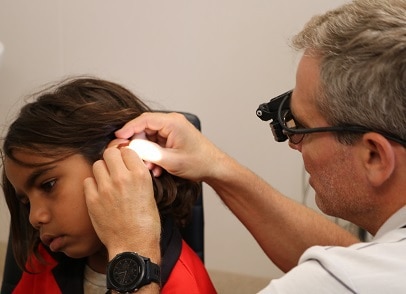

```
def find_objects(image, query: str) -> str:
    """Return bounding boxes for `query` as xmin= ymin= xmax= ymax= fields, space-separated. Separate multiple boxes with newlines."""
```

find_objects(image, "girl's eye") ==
xmin=41 ymin=179 xmax=56 ymax=192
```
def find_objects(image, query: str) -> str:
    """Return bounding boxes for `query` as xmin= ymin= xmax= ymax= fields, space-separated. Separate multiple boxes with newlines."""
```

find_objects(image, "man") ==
xmin=89 ymin=0 xmax=406 ymax=292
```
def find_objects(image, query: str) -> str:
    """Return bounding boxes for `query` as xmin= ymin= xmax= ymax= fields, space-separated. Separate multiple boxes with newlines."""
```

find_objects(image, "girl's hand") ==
xmin=83 ymin=147 xmax=161 ymax=261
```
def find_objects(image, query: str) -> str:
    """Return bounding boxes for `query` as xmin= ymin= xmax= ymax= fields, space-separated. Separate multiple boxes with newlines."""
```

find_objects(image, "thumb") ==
xmin=127 ymin=138 xmax=187 ymax=178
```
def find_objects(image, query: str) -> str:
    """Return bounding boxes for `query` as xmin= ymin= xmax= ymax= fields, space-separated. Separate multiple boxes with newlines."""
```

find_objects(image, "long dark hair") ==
xmin=1 ymin=77 xmax=199 ymax=271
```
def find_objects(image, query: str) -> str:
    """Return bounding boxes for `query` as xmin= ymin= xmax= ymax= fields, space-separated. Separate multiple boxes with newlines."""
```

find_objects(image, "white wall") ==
xmin=0 ymin=0 xmax=349 ymax=280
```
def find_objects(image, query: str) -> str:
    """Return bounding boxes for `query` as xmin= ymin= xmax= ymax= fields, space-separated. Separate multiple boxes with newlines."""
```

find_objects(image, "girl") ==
xmin=1 ymin=77 xmax=216 ymax=293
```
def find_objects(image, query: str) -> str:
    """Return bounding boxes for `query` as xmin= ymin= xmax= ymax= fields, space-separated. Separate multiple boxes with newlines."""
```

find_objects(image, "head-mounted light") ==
xmin=256 ymin=90 xmax=292 ymax=142
xmin=256 ymin=90 xmax=406 ymax=146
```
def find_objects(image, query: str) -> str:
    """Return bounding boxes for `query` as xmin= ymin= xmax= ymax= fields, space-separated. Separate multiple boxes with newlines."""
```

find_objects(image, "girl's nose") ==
xmin=28 ymin=199 xmax=51 ymax=229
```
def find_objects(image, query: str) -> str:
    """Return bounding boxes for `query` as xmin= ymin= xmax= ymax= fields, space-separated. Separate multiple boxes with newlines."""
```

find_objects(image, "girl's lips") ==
xmin=49 ymin=236 xmax=64 ymax=252
xmin=40 ymin=234 xmax=54 ymax=247
xmin=40 ymin=234 xmax=65 ymax=252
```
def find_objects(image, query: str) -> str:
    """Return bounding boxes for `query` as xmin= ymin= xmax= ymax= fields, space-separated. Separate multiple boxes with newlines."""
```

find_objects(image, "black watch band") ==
xmin=106 ymin=252 xmax=160 ymax=293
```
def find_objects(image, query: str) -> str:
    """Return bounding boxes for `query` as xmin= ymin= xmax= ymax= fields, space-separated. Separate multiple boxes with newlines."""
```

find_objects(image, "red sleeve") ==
xmin=162 ymin=240 xmax=217 ymax=294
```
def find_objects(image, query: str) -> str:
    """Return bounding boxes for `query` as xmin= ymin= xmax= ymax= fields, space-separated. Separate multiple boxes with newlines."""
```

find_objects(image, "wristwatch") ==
xmin=106 ymin=252 xmax=160 ymax=293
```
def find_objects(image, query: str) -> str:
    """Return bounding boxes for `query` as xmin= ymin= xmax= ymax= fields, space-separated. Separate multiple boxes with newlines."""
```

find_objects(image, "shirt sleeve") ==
xmin=257 ymin=258 xmax=356 ymax=294
xmin=257 ymin=246 xmax=359 ymax=294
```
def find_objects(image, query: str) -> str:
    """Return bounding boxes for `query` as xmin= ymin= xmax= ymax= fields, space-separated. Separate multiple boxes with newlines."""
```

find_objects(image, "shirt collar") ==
xmin=374 ymin=205 xmax=406 ymax=239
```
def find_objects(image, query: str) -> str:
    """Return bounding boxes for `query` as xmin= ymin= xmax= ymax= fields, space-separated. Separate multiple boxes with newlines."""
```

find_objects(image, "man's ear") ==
xmin=360 ymin=133 xmax=395 ymax=187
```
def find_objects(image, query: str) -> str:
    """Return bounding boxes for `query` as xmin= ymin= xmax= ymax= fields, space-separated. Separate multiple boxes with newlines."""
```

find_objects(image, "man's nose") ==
xmin=288 ymin=140 xmax=303 ymax=152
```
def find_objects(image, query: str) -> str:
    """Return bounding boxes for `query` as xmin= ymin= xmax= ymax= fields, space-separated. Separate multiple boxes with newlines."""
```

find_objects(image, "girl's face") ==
xmin=5 ymin=151 xmax=103 ymax=259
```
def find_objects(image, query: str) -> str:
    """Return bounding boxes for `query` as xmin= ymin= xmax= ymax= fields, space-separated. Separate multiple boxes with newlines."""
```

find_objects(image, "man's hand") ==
xmin=114 ymin=112 xmax=226 ymax=182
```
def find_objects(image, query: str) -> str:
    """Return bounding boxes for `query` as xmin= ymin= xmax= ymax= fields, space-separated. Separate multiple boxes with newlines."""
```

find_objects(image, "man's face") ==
xmin=289 ymin=54 xmax=372 ymax=222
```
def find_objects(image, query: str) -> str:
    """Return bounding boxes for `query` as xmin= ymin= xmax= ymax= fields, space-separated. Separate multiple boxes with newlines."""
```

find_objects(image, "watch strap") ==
xmin=143 ymin=257 xmax=161 ymax=285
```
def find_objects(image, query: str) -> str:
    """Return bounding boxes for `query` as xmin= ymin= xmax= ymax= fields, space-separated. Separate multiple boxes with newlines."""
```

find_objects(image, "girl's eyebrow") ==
xmin=24 ymin=166 xmax=56 ymax=190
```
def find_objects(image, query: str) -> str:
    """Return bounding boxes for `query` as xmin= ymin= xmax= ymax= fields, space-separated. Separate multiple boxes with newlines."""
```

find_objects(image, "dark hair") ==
xmin=1 ymin=77 xmax=199 ymax=271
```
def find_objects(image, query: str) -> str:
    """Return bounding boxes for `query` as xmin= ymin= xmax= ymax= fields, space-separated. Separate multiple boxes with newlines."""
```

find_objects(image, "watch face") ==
xmin=109 ymin=253 xmax=144 ymax=290
xmin=113 ymin=258 xmax=140 ymax=286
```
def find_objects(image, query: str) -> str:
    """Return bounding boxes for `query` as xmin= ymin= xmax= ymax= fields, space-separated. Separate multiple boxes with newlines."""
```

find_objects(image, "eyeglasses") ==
xmin=256 ymin=90 xmax=406 ymax=146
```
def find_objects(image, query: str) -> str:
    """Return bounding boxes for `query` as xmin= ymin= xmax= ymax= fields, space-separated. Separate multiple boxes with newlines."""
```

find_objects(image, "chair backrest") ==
xmin=1 ymin=234 xmax=21 ymax=293
xmin=176 ymin=112 xmax=205 ymax=263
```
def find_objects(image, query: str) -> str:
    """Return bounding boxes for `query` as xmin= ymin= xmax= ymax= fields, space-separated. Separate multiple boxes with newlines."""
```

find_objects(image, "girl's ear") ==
xmin=360 ymin=133 xmax=395 ymax=187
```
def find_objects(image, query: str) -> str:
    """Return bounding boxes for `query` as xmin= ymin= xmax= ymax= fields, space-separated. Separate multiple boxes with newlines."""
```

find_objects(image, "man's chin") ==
xmin=314 ymin=193 xmax=326 ymax=213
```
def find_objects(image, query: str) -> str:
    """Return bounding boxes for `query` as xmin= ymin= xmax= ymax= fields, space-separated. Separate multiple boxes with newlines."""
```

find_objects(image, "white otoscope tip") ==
xmin=128 ymin=139 xmax=162 ymax=162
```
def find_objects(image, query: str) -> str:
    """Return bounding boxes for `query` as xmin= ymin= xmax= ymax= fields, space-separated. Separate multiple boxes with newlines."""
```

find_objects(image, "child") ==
xmin=1 ymin=77 xmax=217 ymax=293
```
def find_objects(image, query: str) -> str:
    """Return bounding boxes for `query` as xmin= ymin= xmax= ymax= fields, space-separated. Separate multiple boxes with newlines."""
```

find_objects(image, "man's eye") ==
xmin=292 ymin=119 xmax=305 ymax=129
xmin=284 ymin=110 xmax=306 ymax=130
xmin=285 ymin=115 xmax=305 ymax=130
xmin=285 ymin=117 xmax=304 ymax=130
xmin=286 ymin=118 xmax=298 ymax=129
xmin=41 ymin=179 xmax=56 ymax=192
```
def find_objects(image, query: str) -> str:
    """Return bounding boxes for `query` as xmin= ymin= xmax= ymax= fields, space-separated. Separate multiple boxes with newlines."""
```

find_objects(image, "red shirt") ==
xmin=12 ymin=241 xmax=217 ymax=294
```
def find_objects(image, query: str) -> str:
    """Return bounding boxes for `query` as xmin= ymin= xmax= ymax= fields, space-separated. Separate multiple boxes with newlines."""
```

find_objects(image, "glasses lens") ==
xmin=283 ymin=110 xmax=305 ymax=144
xmin=288 ymin=133 xmax=305 ymax=144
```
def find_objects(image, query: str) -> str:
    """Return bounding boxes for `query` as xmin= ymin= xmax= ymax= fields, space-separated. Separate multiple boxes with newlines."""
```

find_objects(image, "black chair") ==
xmin=177 ymin=112 xmax=205 ymax=263
xmin=1 ymin=234 xmax=21 ymax=293
xmin=1 ymin=112 xmax=205 ymax=293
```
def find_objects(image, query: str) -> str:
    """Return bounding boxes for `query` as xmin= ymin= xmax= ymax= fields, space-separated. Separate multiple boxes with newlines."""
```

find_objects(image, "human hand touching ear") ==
xmin=83 ymin=147 xmax=161 ymax=262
